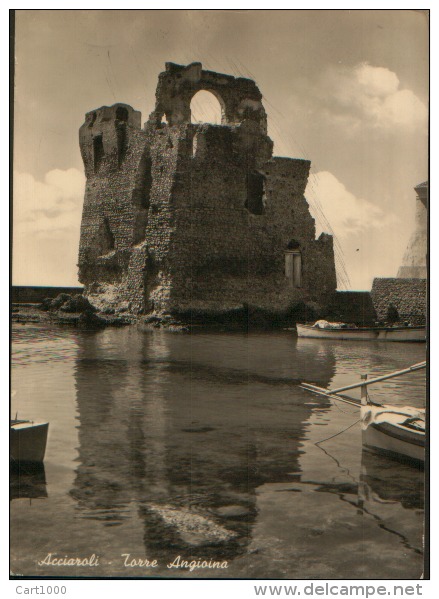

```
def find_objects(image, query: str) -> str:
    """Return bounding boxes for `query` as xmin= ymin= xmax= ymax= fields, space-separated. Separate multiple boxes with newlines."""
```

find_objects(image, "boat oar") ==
xmin=300 ymin=361 xmax=426 ymax=408
xmin=326 ymin=361 xmax=426 ymax=396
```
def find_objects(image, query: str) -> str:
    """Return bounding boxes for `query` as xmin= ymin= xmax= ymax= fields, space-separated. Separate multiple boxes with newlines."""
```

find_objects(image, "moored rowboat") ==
xmin=296 ymin=323 xmax=425 ymax=342
xmin=361 ymin=405 xmax=425 ymax=465
xmin=10 ymin=420 xmax=49 ymax=464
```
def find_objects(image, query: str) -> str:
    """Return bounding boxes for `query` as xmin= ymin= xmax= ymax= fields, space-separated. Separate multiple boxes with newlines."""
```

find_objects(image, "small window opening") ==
xmin=93 ymin=135 xmax=104 ymax=172
xmin=133 ymin=154 xmax=152 ymax=210
xmin=192 ymin=134 xmax=197 ymax=157
xmin=192 ymin=130 xmax=208 ymax=159
xmin=245 ymin=172 xmax=265 ymax=215
xmin=132 ymin=152 xmax=152 ymax=245
xmin=116 ymin=107 xmax=129 ymax=122
xmin=88 ymin=112 xmax=97 ymax=128
xmin=285 ymin=242 xmax=302 ymax=288
xmin=116 ymin=126 xmax=127 ymax=167
xmin=115 ymin=110 xmax=128 ymax=167
xmin=98 ymin=217 xmax=115 ymax=254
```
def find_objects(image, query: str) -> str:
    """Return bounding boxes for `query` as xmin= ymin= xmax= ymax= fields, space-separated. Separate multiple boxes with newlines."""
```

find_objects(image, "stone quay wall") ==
xmin=370 ymin=278 xmax=427 ymax=325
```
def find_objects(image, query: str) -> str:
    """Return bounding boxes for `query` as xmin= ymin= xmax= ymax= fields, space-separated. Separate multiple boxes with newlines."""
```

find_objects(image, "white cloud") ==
xmin=355 ymin=63 xmax=399 ymax=97
xmin=305 ymin=171 xmax=407 ymax=290
xmin=320 ymin=62 xmax=427 ymax=132
xmin=14 ymin=168 xmax=85 ymax=229
xmin=306 ymin=171 xmax=395 ymax=238
xmin=13 ymin=169 xmax=85 ymax=285
xmin=379 ymin=89 xmax=427 ymax=128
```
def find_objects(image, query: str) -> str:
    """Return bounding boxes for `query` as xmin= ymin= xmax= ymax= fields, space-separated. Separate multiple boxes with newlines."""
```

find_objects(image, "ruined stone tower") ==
xmin=78 ymin=62 xmax=337 ymax=319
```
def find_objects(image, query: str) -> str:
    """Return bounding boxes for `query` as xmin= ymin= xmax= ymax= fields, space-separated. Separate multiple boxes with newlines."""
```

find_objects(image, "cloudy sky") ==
xmin=13 ymin=9 xmax=428 ymax=289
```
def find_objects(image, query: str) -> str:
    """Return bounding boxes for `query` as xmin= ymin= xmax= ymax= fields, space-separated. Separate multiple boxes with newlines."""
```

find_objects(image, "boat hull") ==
xmin=10 ymin=422 xmax=49 ymax=464
xmin=362 ymin=422 xmax=424 ymax=466
xmin=296 ymin=324 xmax=425 ymax=342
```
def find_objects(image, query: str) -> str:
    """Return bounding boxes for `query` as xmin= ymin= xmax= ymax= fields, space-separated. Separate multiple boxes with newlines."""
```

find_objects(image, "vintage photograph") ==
xmin=11 ymin=9 xmax=428 ymax=580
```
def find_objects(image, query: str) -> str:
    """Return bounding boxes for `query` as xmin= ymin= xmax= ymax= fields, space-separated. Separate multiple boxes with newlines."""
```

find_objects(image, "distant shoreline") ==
xmin=11 ymin=286 xmax=84 ymax=304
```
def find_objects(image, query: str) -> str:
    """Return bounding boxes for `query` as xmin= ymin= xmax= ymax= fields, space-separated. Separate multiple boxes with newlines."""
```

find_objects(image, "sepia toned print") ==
xmin=11 ymin=10 xmax=427 ymax=580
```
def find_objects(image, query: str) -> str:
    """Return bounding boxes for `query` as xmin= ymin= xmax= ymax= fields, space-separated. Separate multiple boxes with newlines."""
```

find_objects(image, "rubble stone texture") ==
xmin=371 ymin=278 xmax=426 ymax=325
xmin=78 ymin=62 xmax=337 ymax=319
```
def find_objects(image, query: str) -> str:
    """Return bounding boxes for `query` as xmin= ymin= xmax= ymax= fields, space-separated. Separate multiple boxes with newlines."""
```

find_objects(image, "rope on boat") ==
xmin=315 ymin=418 xmax=362 ymax=446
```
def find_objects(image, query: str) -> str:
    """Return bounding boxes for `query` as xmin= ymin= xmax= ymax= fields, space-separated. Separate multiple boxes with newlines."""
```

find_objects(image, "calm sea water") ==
xmin=11 ymin=323 xmax=426 ymax=579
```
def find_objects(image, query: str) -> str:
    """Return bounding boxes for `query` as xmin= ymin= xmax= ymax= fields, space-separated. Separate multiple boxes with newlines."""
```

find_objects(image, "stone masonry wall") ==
xmin=370 ymin=278 xmax=427 ymax=325
xmin=161 ymin=125 xmax=335 ymax=315
xmin=78 ymin=105 xmax=150 ymax=312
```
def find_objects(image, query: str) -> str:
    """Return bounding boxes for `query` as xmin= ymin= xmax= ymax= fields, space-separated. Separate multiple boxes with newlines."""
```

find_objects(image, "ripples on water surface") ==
xmin=11 ymin=324 xmax=426 ymax=579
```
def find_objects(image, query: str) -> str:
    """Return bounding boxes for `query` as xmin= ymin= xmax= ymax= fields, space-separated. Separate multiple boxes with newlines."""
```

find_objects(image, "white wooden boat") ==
xmin=10 ymin=420 xmax=49 ymax=464
xmin=301 ymin=362 xmax=426 ymax=466
xmin=296 ymin=323 xmax=425 ymax=342
xmin=361 ymin=405 xmax=425 ymax=464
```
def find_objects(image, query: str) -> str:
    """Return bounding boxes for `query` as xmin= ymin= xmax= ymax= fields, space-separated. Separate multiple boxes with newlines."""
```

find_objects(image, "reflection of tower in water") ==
xmin=137 ymin=331 xmax=257 ymax=562
xmin=136 ymin=333 xmax=339 ymax=562
xmin=71 ymin=329 xmax=334 ymax=565
xmin=71 ymin=328 xmax=136 ymax=525
xmin=127 ymin=330 xmax=169 ymax=500
xmin=71 ymin=329 xmax=258 ymax=561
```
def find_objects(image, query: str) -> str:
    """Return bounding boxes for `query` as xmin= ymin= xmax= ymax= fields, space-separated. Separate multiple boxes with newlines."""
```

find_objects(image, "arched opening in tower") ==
xmin=190 ymin=90 xmax=223 ymax=125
